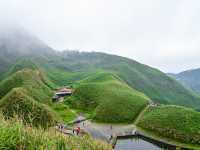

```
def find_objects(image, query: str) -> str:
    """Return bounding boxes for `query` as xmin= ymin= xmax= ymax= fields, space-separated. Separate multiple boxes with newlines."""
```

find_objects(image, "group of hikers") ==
xmin=58 ymin=124 xmax=65 ymax=131
xmin=58 ymin=122 xmax=115 ymax=140
xmin=57 ymin=123 xmax=82 ymax=136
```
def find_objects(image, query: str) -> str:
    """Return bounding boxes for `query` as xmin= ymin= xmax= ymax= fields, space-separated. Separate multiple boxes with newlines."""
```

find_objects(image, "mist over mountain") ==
xmin=0 ymin=25 xmax=54 ymax=56
xmin=0 ymin=25 xmax=56 ymax=75
xmin=0 ymin=26 xmax=200 ymax=110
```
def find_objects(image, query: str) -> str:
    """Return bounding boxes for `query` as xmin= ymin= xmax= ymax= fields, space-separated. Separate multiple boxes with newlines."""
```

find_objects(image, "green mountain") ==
xmin=69 ymin=71 xmax=150 ymax=123
xmin=0 ymin=69 xmax=54 ymax=102
xmin=1 ymin=26 xmax=200 ymax=110
xmin=1 ymin=25 xmax=200 ymax=148
xmin=170 ymin=68 xmax=200 ymax=95
xmin=44 ymin=51 xmax=200 ymax=110
xmin=0 ymin=67 xmax=77 ymax=124
xmin=0 ymin=25 xmax=55 ymax=78
xmin=4 ymin=59 xmax=38 ymax=77
xmin=137 ymin=105 xmax=200 ymax=145
xmin=0 ymin=88 xmax=58 ymax=128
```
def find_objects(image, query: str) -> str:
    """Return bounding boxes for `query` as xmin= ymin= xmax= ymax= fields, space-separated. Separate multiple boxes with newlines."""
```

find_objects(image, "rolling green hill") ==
xmin=52 ymin=52 xmax=200 ymax=110
xmin=68 ymin=72 xmax=150 ymax=123
xmin=0 ymin=69 xmax=54 ymax=102
xmin=1 ymin=26 xmax=200 ymax=109
xmin=1 ymin=25 xmax=200 ymax=148
xmin=1 ymin=27 xmax=200 ymax=110
xmin=137 ymin=105 xmax=200 ymax=144
xmin=4 ymin=59 xmax=38 ymax=77
xmin=0 ymin=88 xmax=58 ymax=128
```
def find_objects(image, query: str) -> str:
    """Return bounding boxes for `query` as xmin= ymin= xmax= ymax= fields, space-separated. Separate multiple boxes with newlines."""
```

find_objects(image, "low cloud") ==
xmin=1 ymin=0 xmax=200 ymax=73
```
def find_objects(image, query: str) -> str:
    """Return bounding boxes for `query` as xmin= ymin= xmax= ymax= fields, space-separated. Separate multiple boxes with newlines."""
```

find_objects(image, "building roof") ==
xmin=57 ymin=88 xmax=73 ymax=93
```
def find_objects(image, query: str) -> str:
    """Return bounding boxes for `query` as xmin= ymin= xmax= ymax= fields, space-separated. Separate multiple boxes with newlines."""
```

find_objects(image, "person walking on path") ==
xmin=77 ymin=127 xmax=81 ymax=135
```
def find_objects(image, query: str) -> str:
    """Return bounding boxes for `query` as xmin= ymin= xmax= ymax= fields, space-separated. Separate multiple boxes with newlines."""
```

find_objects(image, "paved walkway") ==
xmin=56 ymin=106 xmax=148 ymax=142
xmin=75 ymin=120 xmax=135 ymax=142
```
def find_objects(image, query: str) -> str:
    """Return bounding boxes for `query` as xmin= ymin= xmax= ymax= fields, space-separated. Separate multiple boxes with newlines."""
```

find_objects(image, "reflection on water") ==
xmin=115 ymin=136 xmax=177 ymax=150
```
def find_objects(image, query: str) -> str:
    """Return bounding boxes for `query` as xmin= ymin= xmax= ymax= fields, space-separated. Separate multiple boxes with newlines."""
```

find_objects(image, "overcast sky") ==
xmin=1 ymin=0 xmax=200 ymax=73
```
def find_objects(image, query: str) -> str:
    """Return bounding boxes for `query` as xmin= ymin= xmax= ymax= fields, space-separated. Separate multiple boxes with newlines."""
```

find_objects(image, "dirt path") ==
xmin=134 ymin=105 xmax=149 ymax=125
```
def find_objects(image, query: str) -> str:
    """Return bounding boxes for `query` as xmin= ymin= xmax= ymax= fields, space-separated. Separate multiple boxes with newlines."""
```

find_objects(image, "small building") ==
xmin=52 ymin=87 xmax=73 ymax=102
xmin=56 ymin=88 xmax=73 ymax=97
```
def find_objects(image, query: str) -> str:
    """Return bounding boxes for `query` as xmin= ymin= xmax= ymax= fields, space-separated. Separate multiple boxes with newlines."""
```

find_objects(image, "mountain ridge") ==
xmin=170 ymin=68 xmax=200 ymax=96
xmin=0 ymin=26 xmax=200 ymax=109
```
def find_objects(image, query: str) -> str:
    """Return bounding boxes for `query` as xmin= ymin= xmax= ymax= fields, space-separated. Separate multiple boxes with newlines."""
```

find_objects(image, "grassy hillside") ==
xmin=0 ymin=88 xmax=58 ymax=128
xmin=50 ymin=103 xmax=77 ymax=123
xmin=4 ymin=59 xmax=38 ymax=76
xmin=1 ymin=26 xmax=200 ymax=109
xmin=137 ymin=105 xmax=200 ymax=144
xmin=171 ymin=68 xmax=200 ymax=96
xmin=41 ymin=51 xmax=200 ymax=110
xmin=0 ymin=26 xmax=56 ymax=80
xmin=69 ymin=72 xmax=150 ymax=123
xmin=0 ymin=69 xmax=54 ymax=102
xmin=0 ymin=115 xmax=112 ymax=150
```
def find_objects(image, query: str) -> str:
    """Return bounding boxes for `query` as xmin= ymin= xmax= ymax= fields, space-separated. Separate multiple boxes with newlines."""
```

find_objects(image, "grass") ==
xmin=0 ymin=88 xmax=58 ymax=128
xmin=137 ymin=127 xmax=200 ymax=150
xmin=0 ymin=67 xmax=77 ymax=125
xmin=4 ymin=59 xmax=38 ymax=77
xmin=137 ymin=105 xmax=200 ymax=145
xmin=1 ymin=47 xmax=200 ymax=109
xmin=69 ymin=71 xmax=150 ymax=123
xmin=0 ymin=69 xmax=54 ymax=102
xmin=50 ymin=103 xmax=77 ymax=123
xmin=45 ymin=51 xmax=200 ymax=110
xmin=0 ymin=114 xmax=112 ymax=150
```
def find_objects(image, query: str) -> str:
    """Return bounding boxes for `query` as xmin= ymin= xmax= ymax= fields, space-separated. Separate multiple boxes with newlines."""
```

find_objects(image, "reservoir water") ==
xmin=114 ymin=136 xmax=177 ymax=150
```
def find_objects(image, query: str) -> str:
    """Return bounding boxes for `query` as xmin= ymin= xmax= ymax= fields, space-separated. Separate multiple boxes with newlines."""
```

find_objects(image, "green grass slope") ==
xmin=0 ymin=69 xmax=54 ymax=102
xmin=69 ymin=72 xmax=150 ymax=123
xmin=0 ymin=115 xmax=112 ymax=150
xmin=53 ymin=52 xmax=200 ymax=109
xmin=137 ymin=105 xmax=200 ymax=145
xmin=0 ymin=88 xmax=58 ymax=128
xmin=4 ymin=59 xmax=38 ymax=76
xmin=1 ymin=26 xmax=199 ymax=109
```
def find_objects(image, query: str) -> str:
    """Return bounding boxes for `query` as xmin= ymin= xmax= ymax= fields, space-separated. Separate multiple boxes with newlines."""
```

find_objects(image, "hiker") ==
xmin=109 ymin=134 xmax=113 ymax=141
xmin=58 ymin=124 xmax=61 ymax=130
xmin=77 ymin=127 xmax=81 ymax=135
xmin=110 ymin=125 xmax=112 ymax=130
xmin=60 ymin=124 xmax=64 ymax=132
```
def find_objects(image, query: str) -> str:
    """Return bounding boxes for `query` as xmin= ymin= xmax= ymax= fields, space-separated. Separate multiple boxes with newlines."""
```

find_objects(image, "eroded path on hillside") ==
xmin=134 ymin=105 xmax=150 ymax=125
